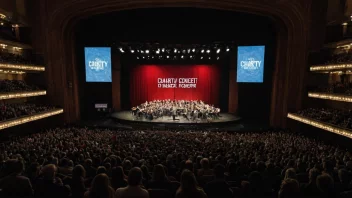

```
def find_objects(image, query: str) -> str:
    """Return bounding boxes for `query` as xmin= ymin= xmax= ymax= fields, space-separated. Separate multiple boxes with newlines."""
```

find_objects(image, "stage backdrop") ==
xmin=130 ymin=65 xmax=220 ymax=106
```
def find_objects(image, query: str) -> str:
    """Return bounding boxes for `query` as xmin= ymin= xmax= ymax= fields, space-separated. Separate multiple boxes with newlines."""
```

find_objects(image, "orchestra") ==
xmin=131 ymin=99 xmax=220 ymax=121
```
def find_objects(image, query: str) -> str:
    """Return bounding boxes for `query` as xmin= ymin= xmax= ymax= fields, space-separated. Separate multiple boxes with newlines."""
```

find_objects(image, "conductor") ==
xmin=172 ymin=106 xmax=177 ymax=120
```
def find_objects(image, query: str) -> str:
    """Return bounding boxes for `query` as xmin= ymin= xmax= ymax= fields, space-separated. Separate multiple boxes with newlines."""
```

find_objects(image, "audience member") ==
xmin=115 ymin=167 xmax=148 ymax=198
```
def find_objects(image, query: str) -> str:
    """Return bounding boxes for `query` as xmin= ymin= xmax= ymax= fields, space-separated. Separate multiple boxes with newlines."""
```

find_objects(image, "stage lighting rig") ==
xmin=131 ymin=49 xmax=135 ymax=53
xmin=146 ymin=50 xmax=149 ymax=54
xmin=217 ymin=49 xmax=220 ymax=53
xmin=206 ymin=49 xmax=210 ymax=53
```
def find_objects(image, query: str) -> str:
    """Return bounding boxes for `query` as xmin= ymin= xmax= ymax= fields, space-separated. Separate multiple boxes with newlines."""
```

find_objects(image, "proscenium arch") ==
xmin=43 ymin=0 xmax=309 ymax=127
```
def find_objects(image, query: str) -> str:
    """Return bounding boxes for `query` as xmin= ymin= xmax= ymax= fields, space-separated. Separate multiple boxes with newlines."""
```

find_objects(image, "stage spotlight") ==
xmin=119 ymin=48 xmax=124 ymax=53
xmin=192 ymin=48 xmax=195 ymax=52
xmin=131 ymin=50 xmax=135 ymax=53
xmin=156 ymin=50 xmax=160 ymax=54
xmin=226 ymin=48 xmax=230 ymax=52
xmin=146 ymin=50 xmax=149 ymax=54
xmin=167 ymin=55 xmax=169 ymax=59
xmin=190 ymin=55 xmax=193 ymax=58
xmin=174 ymin=56 xmax=176 ymax=59
xmin=217 ymin=57 xmax=219 ymax=60
xmin=216 ymin=49 xmax=220 ymax=53
xmin=143 ymin=56 xmax=145 ymax=59
xmin=201 ymin=49 xmax=204 ymax=53
xmin=209 ymin=57 xmax=211 ymax=59
xmin=201 ymin=57 xmax=203 ymax=59
xmin=187 ymin=49 xmax=190 ymax=53
xmin=162 ymin=48 xmax=165 ymax=52
xmin=174 ymin=49 xmax=177 ymax=53
xmin=206 ymin=49 xmax=210 ymax=53
xmin=181 ymin=55 xmax=184 ymax=59
xmin=137 ymin=57 xmax=139 ymax=59
xmin=178 ymin=51 xmax=181 ymax=53
xmin=152 ymin=56 xmax=154 ymax=59
xmin=182 ymin=50 xmax=186 ymax=53
xmin=141 ymin=50 xmax=144 ymax=53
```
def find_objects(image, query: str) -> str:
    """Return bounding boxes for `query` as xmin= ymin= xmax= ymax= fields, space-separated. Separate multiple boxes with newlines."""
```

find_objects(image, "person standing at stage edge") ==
xmin=172 ymin=106 xmax=177 ymax=120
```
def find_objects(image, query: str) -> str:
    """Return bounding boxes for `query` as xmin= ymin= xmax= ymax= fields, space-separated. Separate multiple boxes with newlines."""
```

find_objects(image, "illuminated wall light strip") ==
xmin=287 ymin=113 xmax=352 ymax=139
xmin=0 ymin=109 xmax=64 ymax=130
xmin=310 ymin=64 xmax=352 ymax=71
xmin=0 ymin=69 xmax=25 ymax=74
xmin=0 ymin=90 xmax=46 ymax=100
xmin=308 ymin=92 xmax=352 ymax=102
xmin=0 ymin=63 xmax=45 ymax=71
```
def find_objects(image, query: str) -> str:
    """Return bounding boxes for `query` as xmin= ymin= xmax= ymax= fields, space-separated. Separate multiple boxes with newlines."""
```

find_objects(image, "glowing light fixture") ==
xmin=287 ymin=113 xmax=352 ymax=139
xmin=308 ymin=92 xmax=352 ymax=102
xmin=310 ymin=64 xmax=352 ymax=72
xmin=0 ymin=109 xmax=64 ymax=130
xmin=0 ymin=90 xmax=46 ymax=100
xmin=0 ymin=63 xmax=45 ymax=72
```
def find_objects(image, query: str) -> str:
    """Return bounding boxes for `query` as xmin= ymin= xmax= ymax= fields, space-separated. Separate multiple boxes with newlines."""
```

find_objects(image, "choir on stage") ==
xmin=131 ymin=99 xmax=220 ymax=121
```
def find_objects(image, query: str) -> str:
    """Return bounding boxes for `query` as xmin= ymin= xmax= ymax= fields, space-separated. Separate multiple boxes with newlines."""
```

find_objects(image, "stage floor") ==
xmin=111 ymin=111 xmax=241 ymax=125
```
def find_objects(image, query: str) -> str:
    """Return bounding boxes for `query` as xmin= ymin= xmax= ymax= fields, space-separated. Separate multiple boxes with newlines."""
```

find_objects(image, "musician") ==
xmin=132 ymin=99 xmax=220 ymax=121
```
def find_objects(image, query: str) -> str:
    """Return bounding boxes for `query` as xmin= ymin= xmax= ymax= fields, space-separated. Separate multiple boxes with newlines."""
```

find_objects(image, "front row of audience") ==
xmin=1 ymin=158 xmax=352 ymax=198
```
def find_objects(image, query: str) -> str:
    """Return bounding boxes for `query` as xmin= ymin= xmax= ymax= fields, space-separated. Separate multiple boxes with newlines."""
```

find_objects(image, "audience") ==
xmin=312 ymin=82 xmax=352 ymax=95
xmin=297 ymin=108 xmax=352 ymax=129
xmin=0 ymin=127 xmax=352 ymax=197
xmin=176 ymin=170 xmax=207 ymax=198
xmin=0 ymin=80 xmax=40 ymax=92
xmin=84 ymin=173 xmax=115 ymax=198
xmin=0 ymin=103 xmax=55 ymax=121
xmin=0 ymin=52 xmax=36 ymax=65
xmin=115 ymin=167 xmax=149 ymax=198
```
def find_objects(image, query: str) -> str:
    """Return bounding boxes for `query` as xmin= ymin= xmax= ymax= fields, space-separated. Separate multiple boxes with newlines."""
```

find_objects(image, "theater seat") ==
xmin=148 ymin=189 xmax=173 ymax=198
xmin=171 ymin=181 xmax=180 ymax=194
xmin=198 ymin=175 xmax=215 ymax=187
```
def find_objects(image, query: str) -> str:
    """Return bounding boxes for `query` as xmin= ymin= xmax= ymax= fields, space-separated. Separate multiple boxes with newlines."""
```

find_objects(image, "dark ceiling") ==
xmin=76 ymin=7 xmax=276 ymax=44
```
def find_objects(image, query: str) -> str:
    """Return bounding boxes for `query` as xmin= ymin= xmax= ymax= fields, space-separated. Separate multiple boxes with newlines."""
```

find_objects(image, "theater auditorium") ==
xmin=1 ymin=0 xmax=352 ymax=198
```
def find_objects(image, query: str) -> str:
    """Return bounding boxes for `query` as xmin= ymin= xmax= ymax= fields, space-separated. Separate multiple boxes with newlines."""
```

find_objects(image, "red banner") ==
xmin=130 ymin=65 xmax=220 ymax=106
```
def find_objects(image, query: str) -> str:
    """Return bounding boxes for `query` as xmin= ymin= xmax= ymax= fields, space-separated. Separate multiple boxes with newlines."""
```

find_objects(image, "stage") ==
xmin=110 ymin=111 xmax=241 ymax=125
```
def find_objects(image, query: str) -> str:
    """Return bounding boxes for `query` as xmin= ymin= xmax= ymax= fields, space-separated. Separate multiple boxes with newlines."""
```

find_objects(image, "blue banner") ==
xmin=85 ymin=47 xmax=112 ymax=82
xmin=237 ymin=46 xmax=265 ymax=83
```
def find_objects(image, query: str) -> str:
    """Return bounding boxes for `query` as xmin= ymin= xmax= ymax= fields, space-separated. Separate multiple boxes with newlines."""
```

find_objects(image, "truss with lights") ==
xmin=0 ymin=90 xmax=46 ymax=100
xmin=114 ymin=42 xmax=232 ymax=61
xmin=310 ymin=64 xmax=352 ymax=72
xmin=0 ymin=63 xmax=45 ymax=72
xmin=308 ymin=92 xmax=352 ymax=102
xmin=0 ymin=109 xmax=63 ymax=130
xmin=287 ymin=113 xmax=352 ymax=139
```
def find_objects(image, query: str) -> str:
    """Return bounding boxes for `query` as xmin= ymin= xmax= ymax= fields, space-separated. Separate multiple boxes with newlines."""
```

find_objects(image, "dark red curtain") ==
xmin=130 ymin=65 xmax=220 ymax=106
